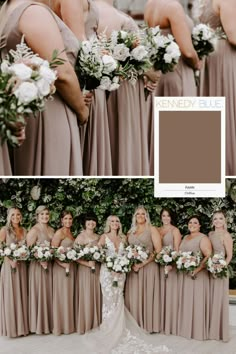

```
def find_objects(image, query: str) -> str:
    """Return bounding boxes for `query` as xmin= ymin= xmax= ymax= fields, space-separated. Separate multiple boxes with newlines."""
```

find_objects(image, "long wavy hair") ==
xmin=6 ymin=207 xmax=22 ymax=233
xmin=130 ymin=206 xmax=151 ymax=233
xmin=104 ymin=215 xmax=124 ymax=237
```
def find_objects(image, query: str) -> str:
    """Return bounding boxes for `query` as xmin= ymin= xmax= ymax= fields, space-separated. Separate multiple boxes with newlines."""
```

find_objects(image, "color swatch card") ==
xmin=154 ymin=97 xmax=225 ymax=197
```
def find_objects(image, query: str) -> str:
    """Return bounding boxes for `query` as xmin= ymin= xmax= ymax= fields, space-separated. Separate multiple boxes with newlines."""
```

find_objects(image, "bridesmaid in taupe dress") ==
xmin=0 ymin=0 xmax=89 ymax=176
xmin=208 ymin=210 xmax=233 ymax=341
xmin=74 ymin=214 xmax=102 ymax=334
xmin=199 ymin=0 xmax=236 ymax=175
xmin=52 ymin=211 xmax=77 ymax=335
xmin=0 ymin=207 xmax=29 ymax=337
xmin=158 ymin=207 xmax=181 ymax=335
xmin=27 ymin=205 xmax=54 ymax=334
xmin=125 ymin=206 xmax=162 ymax=333
xmin=177 ymin=215 xmax=212 ymax=340
xmin=145 ymin=0 xmax=200 ymax=96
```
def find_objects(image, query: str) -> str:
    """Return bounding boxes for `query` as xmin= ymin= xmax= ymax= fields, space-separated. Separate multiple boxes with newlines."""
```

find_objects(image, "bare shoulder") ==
xmin=19 ymin=4 xmax=56 ymax=32
xmin=223 ymin=231 xmax=233 ymax=240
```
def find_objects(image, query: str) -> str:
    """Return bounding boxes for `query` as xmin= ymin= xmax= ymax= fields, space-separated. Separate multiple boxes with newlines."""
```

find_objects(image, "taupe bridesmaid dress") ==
xmin=0 ymin=145 xmax=11 ymax=176
xmin=53 ymin=237 xmax=76 ymax=335
xmin=0 ymin=227 xmax=28 ymax=337
xmin=125 ymin=227 xmax=160 ymax=333
xmin=160 ymin=229 xmax=178 ymax=335
xmin=208 ymin=231 xmax=229 ymax=341
xmin=28 ymin=227 xmax=54 ymax=334
xmin=156 ymin=17 xmax=197 ymax=97
xmin=79 ymin=0 xmax=112 ymax=176
xmin=74 ymin=234 xmax=102 ymax=334
xmin=106 ymin=16 xmax=150 ymax=176
xmin=1 ymin=1 xmax=83 ymax=176
xmin=177 ymin=234 xmax=210 ymax=340
xmin=199 ymin=0 xmax=236 ymax=175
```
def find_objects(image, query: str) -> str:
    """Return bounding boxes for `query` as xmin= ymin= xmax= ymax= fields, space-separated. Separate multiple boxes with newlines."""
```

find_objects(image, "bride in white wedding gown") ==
xmin=79 ymin=215 xmax=170 ymax=354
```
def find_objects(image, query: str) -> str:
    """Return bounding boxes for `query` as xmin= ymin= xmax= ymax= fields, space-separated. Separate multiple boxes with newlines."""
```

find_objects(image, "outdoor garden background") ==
xmin=0 ymin=178 xmax=235 ymax=288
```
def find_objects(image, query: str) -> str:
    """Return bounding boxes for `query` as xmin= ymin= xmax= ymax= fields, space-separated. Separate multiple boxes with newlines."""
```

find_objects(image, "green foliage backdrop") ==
xmin=0 ymin=178 xmax=236 ymax=287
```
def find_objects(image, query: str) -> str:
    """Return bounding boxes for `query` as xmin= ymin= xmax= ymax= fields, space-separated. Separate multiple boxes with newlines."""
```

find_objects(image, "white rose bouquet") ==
xmin=30 ymin=240 xmax=53 ymax=272
xmin=206 ymin=253 xmax=228 ymax=279
xmin=109 ymin=29 xmax=152 ymax=85
xmin=126 ymin=244 xmax=149 ymax=266
xmin=155 ymin=246 xmax=178 ymax=279
xmin=54 ymin=246 xmax=78 ymax=276
xmin=176 ymin=251 xmax=202 ymax=279
xmin=75 ymin=244 xmax=105 ymax=273
xmin=75 ymin=35 xmax=121 ymax=93
xmin=105 ymin=253 xmax=132 ymax=287
xmin=0 ymin=37 xmax=64 ymax=147
xmin=3 ymin=242 xmax=30 ymax=272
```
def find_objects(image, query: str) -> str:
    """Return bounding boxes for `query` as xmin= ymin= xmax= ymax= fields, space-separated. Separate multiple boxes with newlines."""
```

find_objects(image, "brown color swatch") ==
xmin=159 ymin=111 xmax=221 ymax=183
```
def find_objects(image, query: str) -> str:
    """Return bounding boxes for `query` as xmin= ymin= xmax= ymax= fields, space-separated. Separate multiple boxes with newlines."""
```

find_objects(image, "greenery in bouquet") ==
xmin=109 ymin=29 xmax=152 ymax=85
xmin=0 ymin=37 xmax=64 ymax=147
xmin=206 ymin=253 xmax=228 ymax=279
xmin=192 ymin=23 xmax=217 ymax=60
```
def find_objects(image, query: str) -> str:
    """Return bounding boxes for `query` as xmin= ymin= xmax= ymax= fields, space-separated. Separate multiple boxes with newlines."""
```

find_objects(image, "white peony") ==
xmin=130 ymin=45 xmax=148 ymax=61
xmin=39 ymin=65 xmax=57 ymax=84
xmin=113 ymin=44 xmax=130 ymax=61
xmin=163 ymin=254 xmax=172 ymax=263
xmin=14 ymin=82 xmax=39 ymax=104
xmin=67 ymin=250 xmax=75 ymax=259
xmin=36 ymin=78 xmax=51 ymax=97
xmin=164 ymin=53 xmax=172 ymax=63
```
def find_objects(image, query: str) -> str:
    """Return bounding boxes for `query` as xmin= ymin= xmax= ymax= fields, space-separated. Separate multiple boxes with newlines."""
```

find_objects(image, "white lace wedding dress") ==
xmin=80 ymin=237 xmax=170 ymax=354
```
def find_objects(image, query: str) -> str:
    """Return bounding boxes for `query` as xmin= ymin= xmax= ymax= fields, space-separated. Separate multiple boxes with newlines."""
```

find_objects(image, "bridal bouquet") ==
xmin=53 ymin=246 xmax=78 ymax=276
xmin=0 ymin=37 xmax=63 ymax=147
xmin=126 ymin=244 xmax=149 ymax=265
xmin=109 ymin=29 xmax=152 ymax=85
xmin=176 ymin=251 xmax=202 ymax=279
xmin=3 ymin=243 xmax=30 ymax=272
xmin=30 ymin=241 xmax=53 ymax=271
xmin=191 ymin=23 xmax=217 ymax=85
xmin=106 ymin=254 xmax=132 ymax=287
xmin=75 ymin=244 xmax=105 ymax=273
xmin=155 ymin=246 xmax=178 ymax=279
xmin=75 ymin=35 xmax=121 ymax=92
xmin=141 ymin=26 xmax=181 ymax=74
xmin=206 ymin=253 xmax=228 ymax=279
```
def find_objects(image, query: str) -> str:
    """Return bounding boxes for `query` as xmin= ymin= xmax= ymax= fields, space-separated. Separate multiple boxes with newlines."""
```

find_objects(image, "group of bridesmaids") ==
xmin=0 ymin=205 xmax=233 ymax=342
xmin=0 ymin=0 xmax=236 ymax=176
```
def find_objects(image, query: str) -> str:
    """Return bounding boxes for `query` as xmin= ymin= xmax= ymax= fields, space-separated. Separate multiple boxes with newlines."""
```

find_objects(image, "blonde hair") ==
xmin=130 ymin=206 xmax=151 ymax=233
xmin=104 ymin=215 xmax=124 ymax=237
xmin=6 ymin=207 xmax=22 ymax=232
xmin=212 ymin=210 xmax=227 ymax=231
xmin=35 ymin=205 xmax=49 ymax=221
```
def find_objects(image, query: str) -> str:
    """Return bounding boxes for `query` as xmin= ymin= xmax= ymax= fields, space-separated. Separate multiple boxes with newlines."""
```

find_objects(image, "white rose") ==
xmin=163 ymin=255 xmax=172 ymax=263
xmin=59 ymin=254 xmax=66 ymax=261
xmin=14 ymin=82 xmax=39 ymax=104
xmin=83 ymin=247 xmax=89 ymax=254
xmin=120 ymin=30 xmax=128 ymax=40
xmin=93 ymin=252 xmax=100 ymax=260
xmin=11 ymin=63 xmax=32 ymax=80
xmin=153 ymin=35 xmax=166 ymax=48
xmin=113 ymin=44 xmax=130 ymax=61
xmin=164 ymin=53 xmax=172 ymax=63
xmin=4 ymin=248 xmax=11 ymax=256
xmin=115 ymin=264 xmax=122 ymax=271
xmin=36 ymin=78 xmax=51 ymax=97
xmin=89 ymin=247 xmax=95 ymax=254
xmin=67 ymin=251 xmax=74 ymax=260
xmin=131 ymin=45 xmax=148 ymax=61
xmin=102 ymin=55 xmax=117 ymax=74
xmin=13 ymin=249 xmax=20 ymax=257
xmin=99 ymin=76 xmax=111 ymax=90
xmin=109 ymin=82 xmax=120 ymax=91
xmin=1 ymin=60 xmax=10 ymax=74
xmin=44 ymin=251 xmax=51 ymax=258
xmin=107 ymin=262 xmax=113 ymax=268
xmin=37 ymin=251 xmax=44 ymax=259
xmin=39 ymin=66 xmax=57 ymax=84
